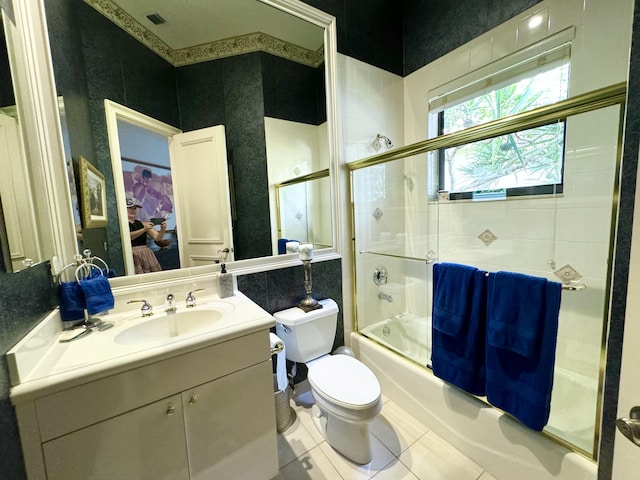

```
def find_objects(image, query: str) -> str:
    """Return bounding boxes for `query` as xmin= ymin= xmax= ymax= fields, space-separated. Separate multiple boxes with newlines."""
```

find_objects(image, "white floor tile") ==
xmin=370 ymin=401 xmax=428 ymax=456
xmin=277 ymin=411 xmax=322 ymax=468
xmin=279 ymin=444 xmax=344 ymax=480
xmin=370 ymin=459 xmax=420 ymax=479
xmin=319 ymin=434 xmax=396 ymax=480
xmin=399 ymin=431 xmax=483 ymax=480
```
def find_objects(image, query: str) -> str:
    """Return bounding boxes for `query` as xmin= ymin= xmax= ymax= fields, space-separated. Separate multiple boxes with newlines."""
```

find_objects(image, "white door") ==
xmin=169 ymin=125 xmax=234 ymax=267
xmin=611 ymin=171 xmax=640 ymax=476
xmin=0 ymin=112 xmax=39 ymax=271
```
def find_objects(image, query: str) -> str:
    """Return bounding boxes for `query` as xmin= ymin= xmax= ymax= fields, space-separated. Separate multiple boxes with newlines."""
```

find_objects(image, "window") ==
xmin=436 ymin=60 xmax=570 ymax=200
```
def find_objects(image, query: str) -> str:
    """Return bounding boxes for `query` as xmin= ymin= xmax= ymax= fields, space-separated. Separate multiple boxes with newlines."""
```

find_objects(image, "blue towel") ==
xmin=431 ymin=264 xmax=487 ymax=396
xmin=432 ymin=263 xmax=479 ymax=336
xmin=486 ymin=271 xmax=552 ymax=357
xmin=485 ymin=273 xmax=561 ymax=431
xmin=58 ymin=281 xmax=86 ymax=321
xmin=277 ymin=238 xmax=289 ymax=255
xmin=79 ymin=275 xmax=115 ymax=315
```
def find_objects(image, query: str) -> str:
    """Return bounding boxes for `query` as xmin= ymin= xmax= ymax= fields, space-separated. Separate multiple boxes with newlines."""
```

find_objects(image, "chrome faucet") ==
xmin=378 ymin=292 xmax=393 ymax=303
xmin=165 ymin=294 xmax=177 ymax=313
xmin=185 ymin=289 xmax=204 ymax=308
xmin=127 ymin=299 xmax=153 ymax=316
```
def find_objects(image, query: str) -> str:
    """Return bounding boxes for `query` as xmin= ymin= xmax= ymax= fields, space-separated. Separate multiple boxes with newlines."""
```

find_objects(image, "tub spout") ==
xmin=378 ymin=292 xmax=393 ymax=303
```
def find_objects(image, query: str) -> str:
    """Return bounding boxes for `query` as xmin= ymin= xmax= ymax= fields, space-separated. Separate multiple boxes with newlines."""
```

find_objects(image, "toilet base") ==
xmin=311 ymin=404 xmax=373 ymax=465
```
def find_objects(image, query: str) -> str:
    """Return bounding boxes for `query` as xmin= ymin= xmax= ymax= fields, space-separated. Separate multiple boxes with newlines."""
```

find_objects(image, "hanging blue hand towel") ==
xmin=485 ymin=272 xmax=562 ymax=431
xmin=79 ymin=275 xmax=115 ymax=315
xmin=431 ymin=263 xmax=487 ymax=396
xmin=58 ymin=281 xmax=86 ymax=321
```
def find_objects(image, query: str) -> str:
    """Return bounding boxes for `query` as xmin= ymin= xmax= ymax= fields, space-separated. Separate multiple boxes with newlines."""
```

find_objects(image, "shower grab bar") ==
xmin=359 ymin=250 xmax=435 ymax=264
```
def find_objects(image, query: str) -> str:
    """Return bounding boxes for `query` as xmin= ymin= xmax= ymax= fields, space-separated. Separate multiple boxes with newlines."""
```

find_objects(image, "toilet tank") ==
xmin=274 ymin=299 xmax=338 ymax=363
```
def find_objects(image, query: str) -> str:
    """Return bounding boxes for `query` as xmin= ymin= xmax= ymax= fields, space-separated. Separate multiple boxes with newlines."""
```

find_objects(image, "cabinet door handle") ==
xmin=189 ymin=394 xmax=199 ymax=405
xmin=166 ymin=403 xmax=177 ymax=416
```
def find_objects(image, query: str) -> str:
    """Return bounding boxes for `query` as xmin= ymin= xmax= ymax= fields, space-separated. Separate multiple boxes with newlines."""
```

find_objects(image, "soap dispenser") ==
xmin=218 ymin=264 xmax=234 ymax=298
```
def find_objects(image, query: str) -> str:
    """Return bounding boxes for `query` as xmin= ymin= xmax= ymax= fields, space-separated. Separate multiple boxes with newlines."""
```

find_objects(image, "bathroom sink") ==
xmin=114 ymin=308 xmax=226 ymax=345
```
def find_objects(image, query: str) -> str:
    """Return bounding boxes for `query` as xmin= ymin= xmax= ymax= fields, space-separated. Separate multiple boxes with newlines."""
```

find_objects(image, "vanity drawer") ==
xmin=35 ymin=330 xmax=269 ymax=442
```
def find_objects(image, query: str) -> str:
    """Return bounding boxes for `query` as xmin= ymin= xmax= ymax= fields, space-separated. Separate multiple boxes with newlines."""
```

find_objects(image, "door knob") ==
xmin=616 ymin=406 xmax=640 ymax=447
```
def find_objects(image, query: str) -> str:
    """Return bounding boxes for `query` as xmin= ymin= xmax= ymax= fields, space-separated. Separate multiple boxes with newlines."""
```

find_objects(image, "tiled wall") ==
xmin=336 ymin=54 xmax=405 ymax=337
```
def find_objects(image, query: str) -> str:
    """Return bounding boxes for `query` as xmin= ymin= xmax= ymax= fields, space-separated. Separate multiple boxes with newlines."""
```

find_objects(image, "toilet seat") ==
xmin=307 ymin=355 xmax=381 ymax=410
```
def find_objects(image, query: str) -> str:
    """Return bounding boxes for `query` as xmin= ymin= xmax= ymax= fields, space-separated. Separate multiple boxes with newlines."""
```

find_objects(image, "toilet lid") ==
xmin=308 ymin=355 xmax=381 ymax=409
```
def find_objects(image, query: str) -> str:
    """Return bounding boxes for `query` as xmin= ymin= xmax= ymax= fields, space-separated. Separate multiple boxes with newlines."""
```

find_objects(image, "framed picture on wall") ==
xmin=78 ymin=155 xmax=108 ymax=228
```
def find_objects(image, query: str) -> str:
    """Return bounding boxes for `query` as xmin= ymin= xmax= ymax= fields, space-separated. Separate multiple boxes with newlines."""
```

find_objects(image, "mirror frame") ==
xmin=9 ymin=0 xmax=340 ymax=282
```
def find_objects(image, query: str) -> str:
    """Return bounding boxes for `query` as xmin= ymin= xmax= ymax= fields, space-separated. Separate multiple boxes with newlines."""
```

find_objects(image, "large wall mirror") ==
xmin=0 ymin=6 xmax=76 ymax=275
xmin=44 ymin=0 xmax=339 ymax=277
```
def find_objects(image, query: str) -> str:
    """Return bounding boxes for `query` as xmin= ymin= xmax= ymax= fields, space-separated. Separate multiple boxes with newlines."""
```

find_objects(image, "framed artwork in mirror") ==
xmin=79 ymin=155 xmax=108 ymax=228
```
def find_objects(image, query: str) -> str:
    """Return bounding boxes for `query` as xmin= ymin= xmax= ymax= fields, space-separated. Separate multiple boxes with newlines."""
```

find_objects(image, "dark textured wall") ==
xmin=262 ymin=53 xmax=327 ymax=125
xmin=0 ymin=263 xmax=58 ymax=480
xmin=402 ymin=0 xmax=543 ymax=75
xmin=305 ymin=0 xmax=404 ymax=76
xmin=305 ymin=0 xmax=543 ymax=77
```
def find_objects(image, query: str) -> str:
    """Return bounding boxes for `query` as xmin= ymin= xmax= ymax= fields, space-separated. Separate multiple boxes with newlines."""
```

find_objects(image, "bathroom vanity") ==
xmin=8 ymin=292 xmax=279 ymax=480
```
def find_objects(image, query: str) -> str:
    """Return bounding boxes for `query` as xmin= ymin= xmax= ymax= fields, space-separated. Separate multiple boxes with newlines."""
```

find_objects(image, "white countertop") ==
xmin=8 ymin=291 xmax=274 ymax=402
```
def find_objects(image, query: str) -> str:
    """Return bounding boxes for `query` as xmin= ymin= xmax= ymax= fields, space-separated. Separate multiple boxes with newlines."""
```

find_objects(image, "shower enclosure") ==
xmin=350 ymin=84 xmax=625 ymax=457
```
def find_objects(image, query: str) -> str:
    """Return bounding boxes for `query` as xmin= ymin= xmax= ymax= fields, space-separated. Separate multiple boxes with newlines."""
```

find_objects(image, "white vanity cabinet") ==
xmin=13 ymin=330 xmax=279 ymax=480
xmin=42 ymin=393 xmax=190 ymax=480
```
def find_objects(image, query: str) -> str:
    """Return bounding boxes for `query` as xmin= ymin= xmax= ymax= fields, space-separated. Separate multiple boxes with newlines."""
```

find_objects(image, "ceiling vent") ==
xmin=146 ymin=13 xmax=166 ymax=25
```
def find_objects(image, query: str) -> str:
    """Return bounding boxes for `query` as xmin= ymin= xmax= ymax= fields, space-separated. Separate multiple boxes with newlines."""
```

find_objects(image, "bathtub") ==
xmin=360 ymin=314 xmax=432 ymax=367
xmin=351 ymin=331 xmax=597 ymax=480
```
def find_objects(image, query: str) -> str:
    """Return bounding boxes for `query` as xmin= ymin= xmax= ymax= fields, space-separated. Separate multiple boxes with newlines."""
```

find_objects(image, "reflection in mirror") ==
xmin=104 ymin=99 xmax=234 ymax=275
xmin=0 ymin=17 xmax=41 ymax=272
xmin=44 ymin=0 xmax=334 ymax=277
xmin=275 ymin=170 xmax=331 ymax=254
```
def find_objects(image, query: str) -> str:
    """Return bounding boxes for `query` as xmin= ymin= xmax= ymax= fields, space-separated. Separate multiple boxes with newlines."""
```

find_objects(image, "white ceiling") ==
xmin=111 ymin=0 xmax=324 ymax=51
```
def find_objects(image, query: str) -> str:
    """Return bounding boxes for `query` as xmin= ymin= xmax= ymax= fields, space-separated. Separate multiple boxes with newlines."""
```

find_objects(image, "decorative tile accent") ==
xmin=372 ymin=208 xmax=383 ymax=221
xmin=478 ymin=229 xmax=497 ymax=246
xmin=293 ymin=167 xmax=302 ymax=176
xmin=84 ymin=0 xmax=324 ymax=67
xmin=426 ymin=250 xmax=437 ymax=262
xmin=554 ymin=264 xmax=583 ymax=284
xmin=295 ymin=212 xmax=303 ymax=220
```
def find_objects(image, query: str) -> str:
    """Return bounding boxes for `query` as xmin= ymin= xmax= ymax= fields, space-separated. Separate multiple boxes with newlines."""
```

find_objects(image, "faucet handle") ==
xmin=165 ymin=294 xmax=177 ymax=313
xmin=127 ymin=299 xmax=153 ymax=316
xmin=185 ymin=289 xmax=204 ymax=308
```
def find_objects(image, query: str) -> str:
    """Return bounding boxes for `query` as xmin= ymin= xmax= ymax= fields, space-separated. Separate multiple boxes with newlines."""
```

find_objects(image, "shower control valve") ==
xmin=373 ymin=266 xmax=388 ymax=285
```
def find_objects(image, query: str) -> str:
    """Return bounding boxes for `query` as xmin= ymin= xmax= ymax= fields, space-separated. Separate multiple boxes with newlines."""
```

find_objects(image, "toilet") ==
xmin=274 ymin=299 xmax=381 ymax=464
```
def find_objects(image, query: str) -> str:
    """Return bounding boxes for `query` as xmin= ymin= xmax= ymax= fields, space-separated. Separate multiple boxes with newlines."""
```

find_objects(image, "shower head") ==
xmin=373 ymin=133 xmax=393 ymax=151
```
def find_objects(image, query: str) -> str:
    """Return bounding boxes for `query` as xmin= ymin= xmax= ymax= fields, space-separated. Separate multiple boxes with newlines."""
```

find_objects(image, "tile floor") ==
xmin=276 ymin=381 xmax=499 ymax=480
